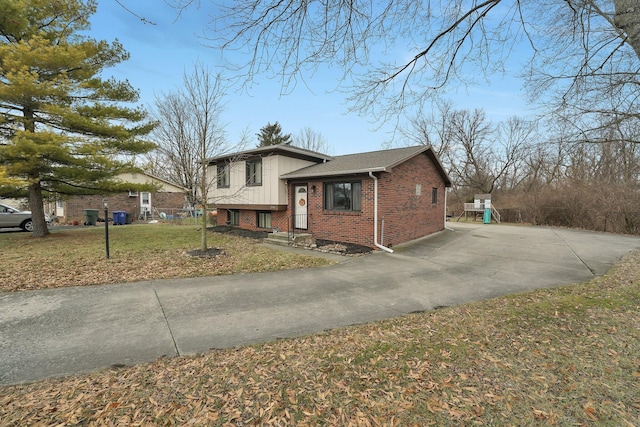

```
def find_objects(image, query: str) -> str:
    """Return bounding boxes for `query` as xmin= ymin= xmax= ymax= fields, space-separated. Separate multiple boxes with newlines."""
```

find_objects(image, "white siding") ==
xmin=116 ymin=173 xmax=185 ymax=193
xmin=208 ymin=155 xmax=317 ymax=205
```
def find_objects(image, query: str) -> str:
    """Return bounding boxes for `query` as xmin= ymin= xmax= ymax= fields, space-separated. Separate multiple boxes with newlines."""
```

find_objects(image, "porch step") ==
xmin=264 ymin=232 xmax=313 ymax=246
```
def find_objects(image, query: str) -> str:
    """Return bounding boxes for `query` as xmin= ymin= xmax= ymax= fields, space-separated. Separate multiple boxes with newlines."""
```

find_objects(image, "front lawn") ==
xmin=0 ymin=224 xmax=333 ymax=292
xmin=1 ymin=246 xmax=639 ymax=425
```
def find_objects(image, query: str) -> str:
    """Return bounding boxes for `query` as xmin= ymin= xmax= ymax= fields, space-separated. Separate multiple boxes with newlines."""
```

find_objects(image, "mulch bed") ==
xmin=211 ymin=225 xmax=372 ymax=255
xmin=315 ymin=239 xmax=372 ymax=255
xmin=184 ymin=248 xmax=225 ymax=258
xmin=210 ymin=225 xmax=269 ymax=239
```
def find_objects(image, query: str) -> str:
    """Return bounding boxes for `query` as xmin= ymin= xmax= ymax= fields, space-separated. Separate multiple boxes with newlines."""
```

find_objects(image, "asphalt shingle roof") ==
xmin=281 ymin=146 xmax=450 ymax=186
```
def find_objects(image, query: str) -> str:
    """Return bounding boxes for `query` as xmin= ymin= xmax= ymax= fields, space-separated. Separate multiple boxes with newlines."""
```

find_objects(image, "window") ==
xmin=229 ymin=209 xmax=239 ymax=226
xmin=217 ymin=163 xmax=230 ymax=188
xmin=432 ymin=187 xmax=438 ymax=205
xmin=246 ymin=158 xmax=262 ymax=186
xmin=324 ymin=181 xmax=361 ymax=211
xmin=257 ymin=211 xmax=272 ymax=228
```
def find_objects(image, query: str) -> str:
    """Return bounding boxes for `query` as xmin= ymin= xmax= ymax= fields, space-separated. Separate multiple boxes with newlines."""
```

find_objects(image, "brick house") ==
xmin=52 ymin=172 xmax=188 ymax=223
xmin=209 ymin=145 xmax=451 ymax=250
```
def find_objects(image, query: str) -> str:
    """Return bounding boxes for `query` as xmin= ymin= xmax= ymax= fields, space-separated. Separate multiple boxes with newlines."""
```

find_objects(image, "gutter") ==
xmin=369 ymin=171 xmax=394 ymax=253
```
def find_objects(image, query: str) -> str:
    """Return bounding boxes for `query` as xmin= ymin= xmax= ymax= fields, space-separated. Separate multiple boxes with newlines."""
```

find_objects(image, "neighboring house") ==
xmin=52 ymin=172 xmax=188 ymax=223
xmin=209 ymin=145 xmax=452 ymax=249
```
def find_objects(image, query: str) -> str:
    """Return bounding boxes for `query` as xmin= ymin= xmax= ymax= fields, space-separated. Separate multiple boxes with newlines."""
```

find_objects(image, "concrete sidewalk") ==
xmin=2 ymin=223 xmax=640 ymax=386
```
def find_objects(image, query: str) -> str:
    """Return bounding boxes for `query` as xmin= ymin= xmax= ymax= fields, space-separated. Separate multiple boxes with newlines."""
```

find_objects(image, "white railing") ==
xmin=492 ymin=206 xmax=501 ymax=223
xmin=463 ymin=202 xmax=489 ymax=212
xmin=461 ymin=203 xmax=501 ymax=223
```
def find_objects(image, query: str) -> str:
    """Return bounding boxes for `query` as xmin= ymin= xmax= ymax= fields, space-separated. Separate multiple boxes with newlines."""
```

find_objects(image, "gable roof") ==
xmin=117 ymin=172 xmax=189 ymax=192
xmin=281 ymin=146 xmax=452 ymax=186
xmin=207 ymin=144 xmax=334 ymax=164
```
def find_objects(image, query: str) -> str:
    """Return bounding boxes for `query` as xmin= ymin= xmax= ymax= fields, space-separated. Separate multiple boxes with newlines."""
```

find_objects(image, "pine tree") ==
xmin=256 ymin=122 xmax=292 ymax=147
xmin=0 ymin=0 xmax=156 ymax=237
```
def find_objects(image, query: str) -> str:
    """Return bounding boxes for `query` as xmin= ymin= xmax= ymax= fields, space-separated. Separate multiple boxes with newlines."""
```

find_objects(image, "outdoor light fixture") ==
xmin=311 ymin=185 xmax=316 ymax=194
xmin=102 ymin=198 xmax=110 ymax=259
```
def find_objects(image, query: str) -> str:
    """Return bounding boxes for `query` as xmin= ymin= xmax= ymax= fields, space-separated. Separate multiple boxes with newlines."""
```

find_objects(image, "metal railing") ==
xmin=286 ymin=214 xmax=308 ymax=242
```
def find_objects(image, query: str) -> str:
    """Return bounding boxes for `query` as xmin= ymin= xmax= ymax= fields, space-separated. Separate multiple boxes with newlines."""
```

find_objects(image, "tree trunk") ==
xmin=615 ymin=0 xmax=640 ymax=59
xmin=200 ymin=145 xmax=208 ymax=252
xmin=28 ymin=180 xmax=50 ymax=237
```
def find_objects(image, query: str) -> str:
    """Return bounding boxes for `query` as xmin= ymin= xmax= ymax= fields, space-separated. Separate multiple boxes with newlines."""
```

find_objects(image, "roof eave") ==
xmin=282 ymin=167 xmax=388 ymax=180
xmin=207 ymin=145 xmax=334 ymax=165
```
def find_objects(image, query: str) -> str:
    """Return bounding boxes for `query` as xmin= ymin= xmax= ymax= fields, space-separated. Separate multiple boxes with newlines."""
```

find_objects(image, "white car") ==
xmin=0 ymin=203 xmax=51 ymax=231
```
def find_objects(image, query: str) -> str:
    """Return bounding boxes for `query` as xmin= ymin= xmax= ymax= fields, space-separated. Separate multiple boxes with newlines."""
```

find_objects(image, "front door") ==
xmin=294 ymin=186 xmax=307 ymax=229
xmin=140 ymin=192 xmax=151 ymax=218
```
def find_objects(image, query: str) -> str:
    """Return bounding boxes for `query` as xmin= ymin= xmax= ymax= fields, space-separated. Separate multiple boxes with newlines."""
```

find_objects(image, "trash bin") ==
xmin=113 ymin=210 xmax=127 ymax=225
xmin=125 ymin=212 xmax=132 ymax=224
xmin=82 ymin=209 xmax=99 ymax=226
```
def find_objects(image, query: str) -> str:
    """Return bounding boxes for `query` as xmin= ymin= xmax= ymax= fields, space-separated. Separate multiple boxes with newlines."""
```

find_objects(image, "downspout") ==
xmin=445 ymin=187 xmax=455 ymax=231
xmin=369 ymin=172 xmax=394 ymax=253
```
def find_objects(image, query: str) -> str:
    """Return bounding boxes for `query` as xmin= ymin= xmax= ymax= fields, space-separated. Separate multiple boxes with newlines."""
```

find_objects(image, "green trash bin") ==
xmin=82 ymin=209 xmax=99 ymax=226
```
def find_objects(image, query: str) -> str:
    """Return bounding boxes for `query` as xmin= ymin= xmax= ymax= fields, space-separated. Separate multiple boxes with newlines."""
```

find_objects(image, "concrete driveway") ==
xmin=1 ymin=222 xmax=639 ymax=386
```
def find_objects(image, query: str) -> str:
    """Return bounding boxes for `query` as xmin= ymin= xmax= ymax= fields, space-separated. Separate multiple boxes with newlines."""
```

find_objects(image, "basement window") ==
xmin=229 ymin=209 xmax=239 ymax=226
xmin=257 ymin=211 xmax=272 ymax=229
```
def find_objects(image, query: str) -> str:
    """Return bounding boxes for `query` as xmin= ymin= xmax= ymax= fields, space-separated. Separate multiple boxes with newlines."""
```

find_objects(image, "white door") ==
xmin=140 ymin=192 xmax=151 ymax=218
xmin=294 ymin=186 xmax=308 ymax=229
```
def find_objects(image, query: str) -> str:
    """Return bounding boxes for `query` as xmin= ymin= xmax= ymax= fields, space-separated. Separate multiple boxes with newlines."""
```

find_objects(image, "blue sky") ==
xmin=89 ymin=1 xmax=530 ymax=155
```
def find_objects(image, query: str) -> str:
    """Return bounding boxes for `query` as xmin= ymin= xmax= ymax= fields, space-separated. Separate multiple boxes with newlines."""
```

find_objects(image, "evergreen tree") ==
xmin=0 ymin=0 xmax=156 ymax=237
xmin=256 ymin=122 xmax=291 ymax=147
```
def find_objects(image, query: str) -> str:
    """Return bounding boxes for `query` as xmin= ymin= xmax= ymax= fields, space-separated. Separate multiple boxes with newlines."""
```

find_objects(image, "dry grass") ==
xmin=0 ymin=224 xmax=333 ymax=292
xmin=1 ymin=239 xmax=639 ymax=425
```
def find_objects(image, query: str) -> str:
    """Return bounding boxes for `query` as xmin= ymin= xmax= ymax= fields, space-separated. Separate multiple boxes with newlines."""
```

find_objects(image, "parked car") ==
xmin=0 ymin=203 xmax=51 ymax=231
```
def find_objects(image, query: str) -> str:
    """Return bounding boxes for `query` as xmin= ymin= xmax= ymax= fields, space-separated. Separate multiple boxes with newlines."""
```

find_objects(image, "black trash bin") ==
xmin=113 ymin=210 xmax=127 ymax=225
xmin=125 ymin=212 xmax=132 ymax=224
xmin=82 ymin=209 xmax=99 ymax=226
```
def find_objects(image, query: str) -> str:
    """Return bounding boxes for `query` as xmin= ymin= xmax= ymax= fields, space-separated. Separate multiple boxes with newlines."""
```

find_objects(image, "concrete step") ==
xmin=263 ymin=237 xmax=292 ymax=247
xmin=264 ymin=232 xmax=313 ymax=246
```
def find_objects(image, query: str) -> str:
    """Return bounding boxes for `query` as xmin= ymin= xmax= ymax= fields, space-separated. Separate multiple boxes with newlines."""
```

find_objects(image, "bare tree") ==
xmin=147 ymin=92 xmax=200 ymax=207
xmin=493 ymin=117 xmax=536 ymax=191
xmin=446 ymin=109 xmax=497 ymax=194
xmin=148 ymin=63 xmax=231 ymax=251
xmin=403 ymin=105 xmax=532 ymax=199
xmin=292 ymin=127 xmax=332 ymax=154
xmin=400 ymin=100 xmax=455 ymax=159
xmin=173 ymin=0 xmax=640 ymax=139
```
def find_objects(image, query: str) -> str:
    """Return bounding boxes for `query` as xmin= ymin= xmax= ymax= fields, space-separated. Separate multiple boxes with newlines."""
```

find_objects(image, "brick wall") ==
xmin=63 ymin=192 xmax=185 ymax=223
xmin=296 ymin=179 xmax=375 ymax=247
xmin=217 ymin=208 xmax=288 ymax=231
xmin=217 ymin=152 xmax=447 ymax=249
xmin=292 ymin=152 xmax=446 ymax=248
xmin=377 ymin=153 xmax=446 ymax=247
